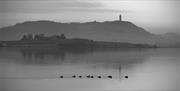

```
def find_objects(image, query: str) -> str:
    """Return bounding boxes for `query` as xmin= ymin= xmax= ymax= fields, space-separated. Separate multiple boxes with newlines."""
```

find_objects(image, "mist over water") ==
xmin=0 ymin=0 xmax=179 ymax=91
xmin=0 ymin=48 xmax=179 ymax=91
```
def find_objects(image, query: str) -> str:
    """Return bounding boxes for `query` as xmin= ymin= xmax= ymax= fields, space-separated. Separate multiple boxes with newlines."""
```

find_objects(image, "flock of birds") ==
xmin=59 ymin=75 xmax=128 ymax=79
xmin=58 ymin=65 xmax=128 ymax=79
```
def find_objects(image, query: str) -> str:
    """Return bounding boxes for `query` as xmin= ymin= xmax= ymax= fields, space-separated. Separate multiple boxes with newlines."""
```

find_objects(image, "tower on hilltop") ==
xmin=119 ymin=14 xmax=122 ymax=21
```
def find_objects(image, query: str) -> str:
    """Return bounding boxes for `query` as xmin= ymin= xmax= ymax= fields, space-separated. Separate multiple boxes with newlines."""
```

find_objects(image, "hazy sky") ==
xmin=0 ymin=0 xmax=179 ymax=34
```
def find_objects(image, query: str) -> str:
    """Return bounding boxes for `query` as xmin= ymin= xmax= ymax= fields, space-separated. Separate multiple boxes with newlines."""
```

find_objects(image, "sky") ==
xmin=0 ymin=0 xmax=179 ymax=34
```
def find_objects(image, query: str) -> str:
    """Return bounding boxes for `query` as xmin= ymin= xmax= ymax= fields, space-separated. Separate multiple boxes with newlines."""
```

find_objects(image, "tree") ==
xmin=34 ymin=34 xmax=39 ymax=40
xmin=27 ymin=34 xmax=33 ymax=40
xmin=21 ymin=35 xmax=28 ymax=40
xmin=60 ymin=34 xmax=66 ymax=39
xmin=39 ymin=34 xmax=45 ymax=40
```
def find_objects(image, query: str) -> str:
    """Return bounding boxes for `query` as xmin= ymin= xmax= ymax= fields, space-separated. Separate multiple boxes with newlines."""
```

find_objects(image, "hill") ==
xmin=0 ymin=20 xmax=179 ymax=47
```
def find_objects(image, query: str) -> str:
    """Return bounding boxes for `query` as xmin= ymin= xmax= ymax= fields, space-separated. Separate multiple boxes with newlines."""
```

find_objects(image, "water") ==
xmin=0 ymin=47 xmax=179 ymax=91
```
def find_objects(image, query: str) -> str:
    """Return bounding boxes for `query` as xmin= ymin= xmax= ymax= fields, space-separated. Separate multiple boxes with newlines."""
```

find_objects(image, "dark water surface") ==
xmin=0 ymin=47 xmax=179 ymax=91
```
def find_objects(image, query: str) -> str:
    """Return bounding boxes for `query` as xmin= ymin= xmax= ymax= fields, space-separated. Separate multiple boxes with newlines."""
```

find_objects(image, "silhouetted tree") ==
xmin=27 ymin=34 xmax=33 ymax=40
xmin=34 ymin=34 xmax=39 ymax=40
xmin=60 ymin=34 xmax=66 ymax=39
xmin=39 ymin=34 xmax=45 ymax=40
xmin=50 ymin=35 xmax=60 ymax=40
xmin=21 ymin=33 xmax=67 ymax=41
xmin=21 ymin=35 xmax=28 ymax=40
xmin=39 ymin=34 xmax=44 ymax=37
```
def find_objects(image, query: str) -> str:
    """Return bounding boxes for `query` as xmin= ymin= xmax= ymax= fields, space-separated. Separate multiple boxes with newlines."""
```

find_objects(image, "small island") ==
xmin=0 ymin=34 xmax=157 ymax=48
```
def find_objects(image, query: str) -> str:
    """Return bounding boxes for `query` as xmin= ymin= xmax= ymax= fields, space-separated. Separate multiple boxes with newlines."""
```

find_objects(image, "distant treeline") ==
xmin=21 ymin=34 xmax=66 ymax=40
xmin=0 ymin=33 xmax=157 ymax=48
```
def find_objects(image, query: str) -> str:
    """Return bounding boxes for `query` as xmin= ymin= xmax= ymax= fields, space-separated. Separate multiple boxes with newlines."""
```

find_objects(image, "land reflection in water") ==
xmin=0 ymin=47 xmax=179 ymax=90
xmin=0 ymin=47 xmax=152 ymax=65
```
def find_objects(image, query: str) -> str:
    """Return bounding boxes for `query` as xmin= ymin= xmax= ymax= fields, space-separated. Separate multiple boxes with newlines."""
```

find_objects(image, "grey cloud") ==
xmin=0 ymin=0 xmax=104 ymax=13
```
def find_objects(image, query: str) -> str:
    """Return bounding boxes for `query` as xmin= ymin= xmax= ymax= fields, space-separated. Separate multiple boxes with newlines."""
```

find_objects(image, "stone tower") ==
xmin=119 ymin=14 xmax=122 ymax=21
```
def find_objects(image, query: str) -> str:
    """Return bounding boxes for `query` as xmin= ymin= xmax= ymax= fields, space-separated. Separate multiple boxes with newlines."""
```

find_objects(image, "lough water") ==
xmin=0 ymin=47 xmax=179 ymax=91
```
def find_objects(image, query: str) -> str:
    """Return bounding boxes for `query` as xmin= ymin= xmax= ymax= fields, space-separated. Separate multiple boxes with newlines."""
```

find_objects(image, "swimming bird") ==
xmin=125 ymin=76 xmax=128 ymax=79
xmin=72 ymin=75 xmax=76 ymax=78
xmin=79 ymin=76 xmax=82 ymax=78
xmin=108 ymin=76 xmax=112 ymax=79
xmin=60 ymin=76 xmax=64 ymax=78
xmin=97 ymin=76 xmax=101 ymax=78
xmin=86 ymin=75 xmax=90 ymax=78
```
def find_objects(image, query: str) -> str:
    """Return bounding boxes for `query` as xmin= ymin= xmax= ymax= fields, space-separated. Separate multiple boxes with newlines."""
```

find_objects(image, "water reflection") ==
xmin=0 ymin=47 xmax=153 ymax=65
xmin=0 ymin=47 xmax=152 ymax=80
xmin=0 ymin=48 xmax=179 ymax=90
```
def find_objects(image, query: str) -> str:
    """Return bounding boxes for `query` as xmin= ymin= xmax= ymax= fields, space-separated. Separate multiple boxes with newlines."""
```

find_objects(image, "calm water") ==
xmin=0 ymin=47 xmax=179 ymax=91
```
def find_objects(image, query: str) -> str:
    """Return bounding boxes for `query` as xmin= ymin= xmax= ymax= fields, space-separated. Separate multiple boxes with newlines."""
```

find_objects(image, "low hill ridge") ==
xmin=0 ymin=20 xmax=179 ymax=47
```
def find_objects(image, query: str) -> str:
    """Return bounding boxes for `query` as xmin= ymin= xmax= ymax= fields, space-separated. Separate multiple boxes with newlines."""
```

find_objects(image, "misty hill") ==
xmin=0 ymin=20 xmax=179 ymax=47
